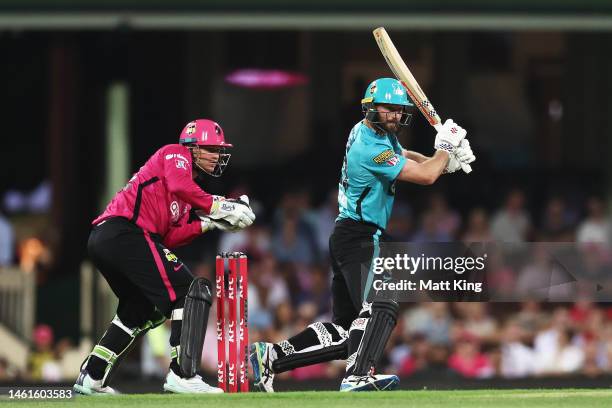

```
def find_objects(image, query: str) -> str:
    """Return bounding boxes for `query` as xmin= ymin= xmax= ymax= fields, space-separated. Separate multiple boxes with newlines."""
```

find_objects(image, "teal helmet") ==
xmin=361 ymin=78 xmax=414 ymax=128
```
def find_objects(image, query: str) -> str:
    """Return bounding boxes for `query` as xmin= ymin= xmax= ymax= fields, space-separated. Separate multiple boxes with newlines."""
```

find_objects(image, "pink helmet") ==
xmin=178 ymin=119 xmax=233 ymax=148
xmin=179 ymin=119 xmax=232 ymax=177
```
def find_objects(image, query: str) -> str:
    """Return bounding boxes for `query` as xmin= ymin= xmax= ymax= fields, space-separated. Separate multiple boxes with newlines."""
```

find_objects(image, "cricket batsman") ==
xmin=251 ymin=78 xmax=475 ymax=391
xmin=74 ymin=119 xmax=255 ymax=395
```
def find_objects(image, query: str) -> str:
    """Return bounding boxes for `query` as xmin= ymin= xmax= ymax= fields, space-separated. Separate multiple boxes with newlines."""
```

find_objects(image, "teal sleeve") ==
xmin=361 ymin=145 xmax=407 ymax=182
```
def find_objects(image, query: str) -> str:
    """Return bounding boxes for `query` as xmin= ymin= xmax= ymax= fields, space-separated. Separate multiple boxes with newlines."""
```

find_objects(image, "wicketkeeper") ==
xmin=74 ymin=119 xmax=255 ymax=395
xmin=251 ymin=78 xmax=476 ymax=392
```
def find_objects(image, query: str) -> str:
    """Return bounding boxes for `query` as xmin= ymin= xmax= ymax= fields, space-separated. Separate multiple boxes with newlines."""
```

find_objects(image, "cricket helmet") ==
xmin=179 ymin=119 xmax=233 ymax=148
xmin=179 ymin=119 xmax=232 ymax=177
xmin=362 ymin=78 xmax=412 ymax=106
xmin=361 ymin=78 xmax=414 ymax=128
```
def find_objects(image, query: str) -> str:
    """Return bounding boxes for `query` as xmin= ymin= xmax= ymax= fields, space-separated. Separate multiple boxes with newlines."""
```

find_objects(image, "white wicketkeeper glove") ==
xmin=200 ymin=217 xmax=217 ymax=233
xmin=202 ymin=195 xmax=255 ymax=232
xmin=434 ymin=119 xmax=467 ymax=155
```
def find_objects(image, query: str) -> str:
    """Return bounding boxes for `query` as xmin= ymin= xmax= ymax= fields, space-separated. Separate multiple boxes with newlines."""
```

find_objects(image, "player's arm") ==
xmin=163 ymin=207 xmax=218 ymax=248
xmin=396 ymin=150 xmax=449 ymax=185
xmin=397 ymin=119 xmax=470 ymax=184
xmin=402 ymin=149 xmax=429 ymax=163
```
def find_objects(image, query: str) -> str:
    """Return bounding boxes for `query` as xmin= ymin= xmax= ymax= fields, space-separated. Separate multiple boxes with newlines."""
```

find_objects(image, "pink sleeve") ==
xmin=162 ymin=145 xmax=215 ymax=214
xmin=163 ymin=214 xmax=202 ymax=248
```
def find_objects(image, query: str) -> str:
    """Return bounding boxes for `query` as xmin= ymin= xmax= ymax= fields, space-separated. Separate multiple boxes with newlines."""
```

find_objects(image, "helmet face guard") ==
xmin=362 ymin=100 xmax=413 ymax=134
xmin=189 ymin=145 xmax=231 ymax=178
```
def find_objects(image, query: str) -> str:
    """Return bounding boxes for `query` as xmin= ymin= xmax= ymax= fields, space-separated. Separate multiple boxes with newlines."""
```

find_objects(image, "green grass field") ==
xmin=3 ymin=390 xmax=612 ymax=408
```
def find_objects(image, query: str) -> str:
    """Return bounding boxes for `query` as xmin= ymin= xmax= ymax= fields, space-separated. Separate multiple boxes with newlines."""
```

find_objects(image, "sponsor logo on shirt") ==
xmin=165 ymin=153 xmax=189 ymax=162
xmin=163 ymin=248 xmax=179 ymax=263
xmin=373 ymin=149 xmax=394 ymax=164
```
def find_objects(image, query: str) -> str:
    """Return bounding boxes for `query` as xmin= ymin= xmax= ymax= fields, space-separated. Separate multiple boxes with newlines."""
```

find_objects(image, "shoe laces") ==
xmin=353 ymin=373 xmax=377 ymax=386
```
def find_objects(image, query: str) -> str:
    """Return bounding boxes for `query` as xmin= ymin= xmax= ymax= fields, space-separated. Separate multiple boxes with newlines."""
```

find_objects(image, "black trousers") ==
xmin=329 ymin=218 xmax=388 ymax=330
xmin=88 ymin=217 xmax=194 ymax=327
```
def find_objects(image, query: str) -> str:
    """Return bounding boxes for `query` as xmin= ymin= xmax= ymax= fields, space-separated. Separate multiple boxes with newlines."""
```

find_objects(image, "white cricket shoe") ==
xmin=73 ymin=369 xmax=119 ymax=395
xmin=163 ymin=370 xmax=224 ymax=394
xmin=250 ymin=342 xmax=276 ymax=392
xmin=339 ymin=374 xmax=399 ymax=392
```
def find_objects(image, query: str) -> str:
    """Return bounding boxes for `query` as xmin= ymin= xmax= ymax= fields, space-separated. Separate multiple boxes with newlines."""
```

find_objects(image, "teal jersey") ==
xmin=337 ymin=121 xmax=406 ymax=229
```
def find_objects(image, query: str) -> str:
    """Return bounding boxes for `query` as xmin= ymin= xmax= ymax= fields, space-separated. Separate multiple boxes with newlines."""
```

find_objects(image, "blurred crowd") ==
xmin=0 ymin=324 xmax=85 ymax=382
xmin=1 ymin=186 xmax=611 ymax=382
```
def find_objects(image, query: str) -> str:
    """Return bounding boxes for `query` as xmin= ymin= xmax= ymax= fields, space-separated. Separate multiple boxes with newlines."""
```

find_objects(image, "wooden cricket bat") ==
xmin=373 ymin=27 xmax=472 ymax=173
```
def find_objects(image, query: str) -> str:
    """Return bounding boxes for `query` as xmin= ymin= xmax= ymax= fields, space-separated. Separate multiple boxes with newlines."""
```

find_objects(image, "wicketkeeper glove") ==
xmin=202 ymin=195 xmax=255 ymax=232
xmin=200 ymin=217 xmax=216 ymax=233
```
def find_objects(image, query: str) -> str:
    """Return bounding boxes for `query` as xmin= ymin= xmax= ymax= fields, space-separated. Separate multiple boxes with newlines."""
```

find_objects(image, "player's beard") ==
xmin=383 ymin=121 xmax=401 ymax=135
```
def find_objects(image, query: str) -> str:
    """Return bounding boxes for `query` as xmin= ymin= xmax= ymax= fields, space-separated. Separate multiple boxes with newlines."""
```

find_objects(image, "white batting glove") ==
xmin=444 ymin=155 xmax=463 ymax=174
xmin=433 ymin=119 xmax=467 ymax=155
xmin=455 ymin=139 xmax=476 ymax=165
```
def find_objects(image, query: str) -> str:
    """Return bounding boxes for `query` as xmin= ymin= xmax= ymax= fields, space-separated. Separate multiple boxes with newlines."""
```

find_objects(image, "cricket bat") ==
xmin=372 ymin=27 xmax=472 ymax=173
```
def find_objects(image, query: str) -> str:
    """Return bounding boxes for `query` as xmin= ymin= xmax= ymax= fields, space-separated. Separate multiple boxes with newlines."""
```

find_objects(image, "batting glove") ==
xmin=434 ymin=119 xmax=467 ymax=155
xmin=444 ymin=154 xmax=463 ymax=174
xmin=455 ymin=138 xmax=476 ymax=165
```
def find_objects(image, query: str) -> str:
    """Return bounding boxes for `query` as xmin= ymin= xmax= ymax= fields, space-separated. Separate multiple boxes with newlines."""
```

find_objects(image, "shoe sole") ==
xmin=341 ymin=376 xmax=400 ymax=392
xmin=73 ymin=384 xmax=91 ymax=396
xmin=163 ymin=381 xmax=224 ymax=394
xmin=163 ymin=383 xmax=181 ymax=393
xmin=73 ymin=384 xmax=115 ymax=396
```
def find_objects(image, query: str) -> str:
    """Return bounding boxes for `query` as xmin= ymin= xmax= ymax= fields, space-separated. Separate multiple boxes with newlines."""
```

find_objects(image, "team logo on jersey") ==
xmin=163 ymin=248 xmax=178 ymax=263
xmin=175 ymin=159 xmax=187 ymax=170
xmin=373 ymin=149 xmax=394 ymax=164
xmin=170 ymin=201 xmax=180 ymax=223
xmin=386 ymin=155 xmax=400 ymax=166
xmin=186 ymin=122 xmax=196 ymax=135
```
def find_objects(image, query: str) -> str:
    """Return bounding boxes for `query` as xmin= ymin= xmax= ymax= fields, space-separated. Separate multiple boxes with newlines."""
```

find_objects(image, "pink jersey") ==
xmin=93 ymin=144 xmax=214 ymax=248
